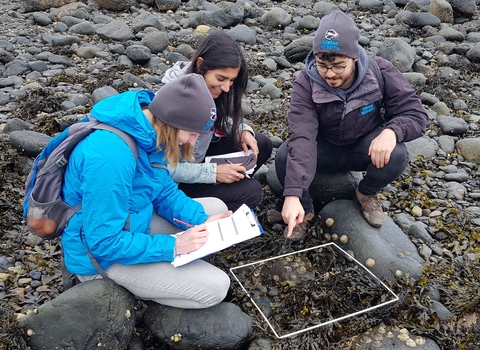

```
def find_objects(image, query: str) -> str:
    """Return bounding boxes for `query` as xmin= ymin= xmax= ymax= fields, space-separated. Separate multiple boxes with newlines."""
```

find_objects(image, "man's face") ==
xmin=315 ymin=56 xmax=358 ymax=89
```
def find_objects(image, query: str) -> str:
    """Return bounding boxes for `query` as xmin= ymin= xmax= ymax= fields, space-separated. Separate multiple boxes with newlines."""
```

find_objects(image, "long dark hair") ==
xmin=188 ymin=31 xmax=248 ymax=147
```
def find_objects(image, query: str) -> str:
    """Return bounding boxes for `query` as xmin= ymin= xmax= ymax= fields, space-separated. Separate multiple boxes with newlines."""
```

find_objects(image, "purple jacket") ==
xmin=283 ymin=51 xmax=428 ymax=198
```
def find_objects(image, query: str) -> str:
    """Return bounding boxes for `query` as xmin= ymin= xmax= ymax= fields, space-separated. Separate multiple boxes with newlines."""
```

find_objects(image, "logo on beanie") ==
xmin=325 ymin=29 xmax=339 ymax=40
xmin=203 ymin=107 xmax=216 ymax=131
xmin=319 ymin=29 xmax=341 ymax=52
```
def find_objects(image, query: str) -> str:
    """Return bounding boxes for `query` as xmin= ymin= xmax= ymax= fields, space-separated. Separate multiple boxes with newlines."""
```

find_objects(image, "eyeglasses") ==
xmin=315 ymin=63 xmax=347 ymax=74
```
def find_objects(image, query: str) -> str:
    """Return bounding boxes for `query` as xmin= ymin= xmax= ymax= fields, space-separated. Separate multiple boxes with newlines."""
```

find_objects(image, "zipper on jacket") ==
xmin=341 ymin=101 xmax=347 ymax=120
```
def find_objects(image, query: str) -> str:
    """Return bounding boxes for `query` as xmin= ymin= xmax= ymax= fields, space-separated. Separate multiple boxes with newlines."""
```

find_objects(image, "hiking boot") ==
xmin=356 ymin=189 xmax=384 ymax=227
xmin=284 ymin=212 xmax=315 ymax=239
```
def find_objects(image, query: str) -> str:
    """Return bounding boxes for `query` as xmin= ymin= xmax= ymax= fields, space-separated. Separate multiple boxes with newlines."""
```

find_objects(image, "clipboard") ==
xmin=172 ymin=204 xmax=263 ymax=267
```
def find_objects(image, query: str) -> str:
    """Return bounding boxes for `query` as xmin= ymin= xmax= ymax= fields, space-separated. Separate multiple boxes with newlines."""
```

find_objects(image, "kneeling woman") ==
xmin=61 ymin=74 xmax=232 ymax=309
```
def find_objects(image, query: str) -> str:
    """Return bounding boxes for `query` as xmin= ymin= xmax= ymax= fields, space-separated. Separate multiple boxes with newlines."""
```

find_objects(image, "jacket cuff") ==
xmin=282 ymin=187 xmax=304 ymax=198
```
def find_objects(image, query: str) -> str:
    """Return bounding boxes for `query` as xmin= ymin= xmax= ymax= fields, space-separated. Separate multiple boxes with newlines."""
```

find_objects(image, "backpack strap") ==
xmin=93 ymin=123 xmax=139 ymax=161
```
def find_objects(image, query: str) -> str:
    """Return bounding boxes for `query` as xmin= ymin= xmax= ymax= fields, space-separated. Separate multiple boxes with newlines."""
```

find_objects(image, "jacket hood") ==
xmin=305 ymin=48 xmax=369 ymax=96
xmin=90 ymin=90 xmax=158 ymax=153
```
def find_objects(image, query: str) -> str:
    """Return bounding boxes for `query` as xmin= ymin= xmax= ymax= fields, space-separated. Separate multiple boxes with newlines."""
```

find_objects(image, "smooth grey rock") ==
xmin=399 ymin=12 xmax=441 ymax=28
xmin=91 ymin=86 xmax=119 ymax=105
xmin=94 ymin=0 xmax=137 ymax=11
xmin=260 ymin=82 xmax=281 ymax=98
xmin=447 ymin=0 xmax=476 ymax=16
xmin=3 ymin=60 xmax=31 ymax=77
xmin=141 ymin=31 xmax=169 ymax=54
xmin=228 ymin=24 xmax=256 ymax=45
xmin=125 ymin=44 xmax=152 ymax=63
xmin=32 ymin=11 xmax=52 ymax=26
xmin=260 ymin=7 xmax=291 ymax=27
xmin=408 ymin=221 xmax=434 ymax=243
xmin=404 ymin=0 xmax=431 ymax=11
xmin=466 ymin=43 xmax=480 ymax=63
xmin=2 ymin=118 xmax=30 ymax=134
xmin=144 ymin=302 xmax=252 ymax=349
xmin=320 ymin=200 xmax=425 ymax=281
xmin=298 ymin=15 xmax=319 ymax=30
xmin=154 ymin=0 xmax=181 ymax=11
xmin=18 ymin=279 xmax=136 ymax=350
xmin=9 ymin=130 xmax=51 ymax=157
xmin=202 ymin=4 xmax=245 ymax=28
xmin=59 ymin=15 xmax=84 ymax=27
xmin=96 ymin=19 xmax=134 ymax=42
xmin=437 ymin=135 xmax=455 ymax=154
xmin=284 ymin=36 xmax=314 ymax=63
xmin=431 ymin=299 xmax=453 ymax=320
xmin=437 ymin=115 xmax=468 ymax=136
xmin=377 ymin=38 xmax=416 ymax=72
xmin=403 ymin=72 xmax=426 ymax=86
xmin=431 ymin=101 xmax=450 ymax=115
xmin=22 ymin=0 xmax=77 ymax=12
xmin=69 ymin=21 xmax=95 ymax=35
xmin=456 ymin=138 xmax=480 ymax=164
xmin=51 ymin=35 xmax=82 ymax=47
xmin=132 ymin=11 xmax=165 ymax=33
xmin=429 ymin=0 xmax=454 ymax=23
xmin=405 ymin=136 xmax=439 ymax=160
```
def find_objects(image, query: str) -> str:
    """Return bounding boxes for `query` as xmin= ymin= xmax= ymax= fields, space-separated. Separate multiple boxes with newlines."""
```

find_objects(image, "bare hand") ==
xmin=216 ymin=163 xmax=247 ymax=183
xmin=205 ymin=211 xmax=233 ymax=224
xmin=174 ymin=224 xmax=209 ymax=255
xmin=369 ymin=128 xmax=397 ymax=168
xmin=240 ymin=130 xmax=259 ymax=156
xmin=281 ymin=196 xmax=305 ymax=238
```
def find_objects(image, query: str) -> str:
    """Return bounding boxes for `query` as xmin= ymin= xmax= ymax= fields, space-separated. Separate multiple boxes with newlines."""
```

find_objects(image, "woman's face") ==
xmin=177 ymin=130 xmax=199 ymax=146
xmin=197 ymin=58 xmax=240 ymax=99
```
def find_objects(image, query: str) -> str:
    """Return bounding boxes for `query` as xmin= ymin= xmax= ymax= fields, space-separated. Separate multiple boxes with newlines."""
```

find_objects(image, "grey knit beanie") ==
xmin=149 ymin=73 xmax=216 ymax=134
xmin=313 ymin=11 xmax=361 ymax=59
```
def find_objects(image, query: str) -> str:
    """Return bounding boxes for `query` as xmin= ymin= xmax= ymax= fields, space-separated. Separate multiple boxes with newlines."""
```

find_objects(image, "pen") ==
xmin=224 ymin=159 xmax=250 ymax=178
xmin=173 ymin=218 xmax=193 ymax=228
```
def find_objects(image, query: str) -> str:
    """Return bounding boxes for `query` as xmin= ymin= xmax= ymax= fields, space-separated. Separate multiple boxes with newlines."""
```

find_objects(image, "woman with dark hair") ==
xmin=162 ymin=31 xmax=273 ymax=211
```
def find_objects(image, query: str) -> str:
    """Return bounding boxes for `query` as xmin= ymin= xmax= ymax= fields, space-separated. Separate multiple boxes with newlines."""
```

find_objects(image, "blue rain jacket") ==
xmin=61 ymin=90 xmax=209 ymax=275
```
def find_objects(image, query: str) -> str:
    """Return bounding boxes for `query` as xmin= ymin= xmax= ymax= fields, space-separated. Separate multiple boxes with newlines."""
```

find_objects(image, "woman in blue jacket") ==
xmin=62 ymin=74 xmax=232 ymax=309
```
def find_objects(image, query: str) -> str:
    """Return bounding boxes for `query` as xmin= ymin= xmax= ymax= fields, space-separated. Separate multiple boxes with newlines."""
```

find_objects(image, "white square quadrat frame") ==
xmin=229 ymin=242 xmax=399 ymax=339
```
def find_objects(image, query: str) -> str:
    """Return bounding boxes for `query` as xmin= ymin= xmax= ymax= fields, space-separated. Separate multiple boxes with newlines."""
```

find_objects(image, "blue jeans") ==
xmin=275 ymin=127 xmax=409 ymax=212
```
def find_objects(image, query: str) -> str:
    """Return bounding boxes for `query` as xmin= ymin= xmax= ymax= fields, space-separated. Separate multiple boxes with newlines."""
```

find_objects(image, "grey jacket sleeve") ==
xmin=168 ymin=161 xmax=217 ymax=184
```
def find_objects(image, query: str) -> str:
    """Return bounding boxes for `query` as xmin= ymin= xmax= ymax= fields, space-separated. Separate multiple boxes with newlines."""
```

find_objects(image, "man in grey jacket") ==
xmin=275 ymin=11 xmax=428 ymax=238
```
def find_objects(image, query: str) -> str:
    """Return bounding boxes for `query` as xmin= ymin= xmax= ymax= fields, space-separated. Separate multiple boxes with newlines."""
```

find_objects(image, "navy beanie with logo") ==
xmin=149 ymin=73 xmax=216 ymax=134
xmin=313 ymin=11 xmax=361 ymax=59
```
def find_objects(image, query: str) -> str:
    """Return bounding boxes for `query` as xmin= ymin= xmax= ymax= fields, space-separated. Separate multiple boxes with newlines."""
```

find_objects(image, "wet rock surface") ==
xmin=1 ymin=0 xmax=480 ymax=349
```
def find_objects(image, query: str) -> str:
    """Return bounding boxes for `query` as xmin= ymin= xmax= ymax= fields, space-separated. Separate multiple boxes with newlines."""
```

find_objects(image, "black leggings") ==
xmin=275 ymin=126 xmax=409 ymax=212
xmin=179 ymin=132 xmax=273 ymax=211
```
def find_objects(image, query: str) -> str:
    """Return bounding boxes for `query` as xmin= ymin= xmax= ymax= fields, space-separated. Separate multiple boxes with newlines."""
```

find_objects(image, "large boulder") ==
xmin=18 ymin=279 xmax=136 ymax=349
xmin=143 ymin=302 xmax=252 ymax=349
xmin=319 ymin=200 xmax=425 ymax=281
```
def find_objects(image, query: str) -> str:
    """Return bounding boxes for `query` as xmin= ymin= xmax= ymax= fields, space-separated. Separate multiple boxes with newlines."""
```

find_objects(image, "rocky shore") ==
xmin=1 ymin=0 xmax=480 ymax=349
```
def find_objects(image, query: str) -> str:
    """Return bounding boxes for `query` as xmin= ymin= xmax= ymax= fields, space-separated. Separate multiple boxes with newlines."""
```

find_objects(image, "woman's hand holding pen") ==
xmin=174 ymin=224 xmax=209 ymax=256
xmin=173 ymin=212 xmax=231 ymax=255
xmin=216 ymin=163 xmax=248 ymax=183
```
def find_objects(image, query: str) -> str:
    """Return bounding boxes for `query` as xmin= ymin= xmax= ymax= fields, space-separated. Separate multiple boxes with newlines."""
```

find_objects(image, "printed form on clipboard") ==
xmin=172 ymin=204 xmax=263 ymax=267
xmin=204 ymin=150 xmax=257 ymax=175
